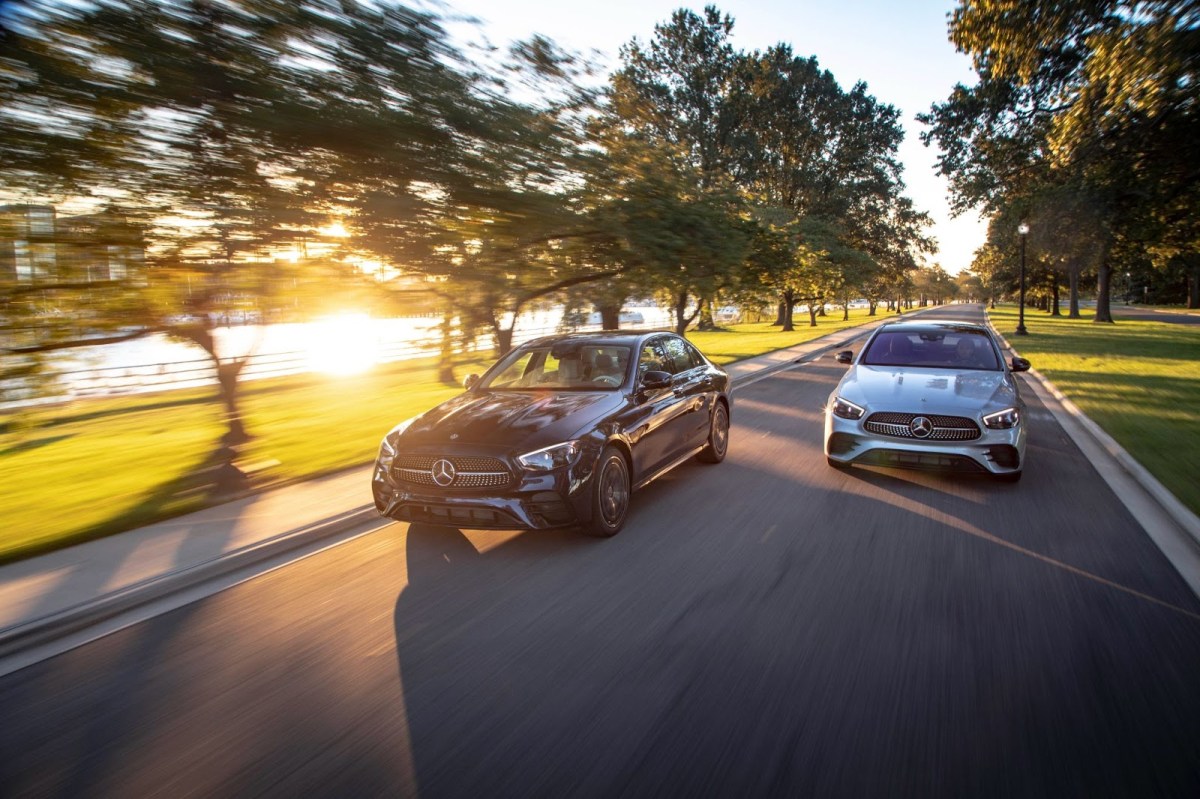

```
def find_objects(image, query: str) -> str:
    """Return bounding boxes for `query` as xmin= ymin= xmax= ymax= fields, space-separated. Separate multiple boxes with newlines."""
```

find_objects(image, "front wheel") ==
xmin=696 ymin=401 xmax=729 ymax=464
xmin=584 ymin=446 xmax=630 ymax=537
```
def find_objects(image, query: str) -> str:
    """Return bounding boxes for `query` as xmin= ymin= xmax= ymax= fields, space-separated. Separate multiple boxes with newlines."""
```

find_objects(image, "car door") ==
xmin=660 ymin=335 xmax=713 ymax=447
xmin=629 ymin=336 xmax=696 ymax=480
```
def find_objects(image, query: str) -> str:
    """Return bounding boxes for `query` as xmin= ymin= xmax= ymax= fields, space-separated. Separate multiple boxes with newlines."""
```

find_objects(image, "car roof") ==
xmin=519 ymin=330 xmax=673 ymax=349
xmin=875 ymin=321 xmax=991 ymax=336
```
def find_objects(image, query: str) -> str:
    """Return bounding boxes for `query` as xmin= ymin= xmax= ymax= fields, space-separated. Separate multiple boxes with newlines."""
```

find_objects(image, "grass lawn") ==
xmin=688 ymin=307 xmax=885 ymax=364
xmin=0 ymin=355 xmax=485 ymax=563
xmin=988 ymin=305 xmax=1200 ymax=516
xmin=0 ymin=311 xmax=887 ymax=562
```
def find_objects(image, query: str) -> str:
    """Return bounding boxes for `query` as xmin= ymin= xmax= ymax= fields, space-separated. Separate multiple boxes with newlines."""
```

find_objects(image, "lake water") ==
xmin=47 ymin=305 xmax=675 ymax=399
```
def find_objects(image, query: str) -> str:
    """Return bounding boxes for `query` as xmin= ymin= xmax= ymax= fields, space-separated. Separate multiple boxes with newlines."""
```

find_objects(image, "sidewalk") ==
xmin=0 ymin=315 xmax=897 ymax=668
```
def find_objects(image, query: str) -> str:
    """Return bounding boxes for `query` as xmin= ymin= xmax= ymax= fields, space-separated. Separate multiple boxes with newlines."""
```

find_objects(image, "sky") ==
xmin=432 ymin=0 xmax=986 ymax=275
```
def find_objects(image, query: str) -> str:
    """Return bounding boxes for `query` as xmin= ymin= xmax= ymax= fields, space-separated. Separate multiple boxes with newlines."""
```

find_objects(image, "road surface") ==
xmin=3 ymin=305 xmax=1199 ymax=798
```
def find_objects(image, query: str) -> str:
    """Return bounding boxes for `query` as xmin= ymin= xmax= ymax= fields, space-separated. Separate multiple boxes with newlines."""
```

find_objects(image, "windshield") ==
xmin=482 ymin=344 xmax=632 ymax=390
xmin=861 ymin=330 xmax=1000 ymax=371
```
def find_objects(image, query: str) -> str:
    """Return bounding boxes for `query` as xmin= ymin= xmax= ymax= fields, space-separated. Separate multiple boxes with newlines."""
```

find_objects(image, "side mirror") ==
xmin=640 ymin=370 xmax=672 ymax=392
xmin=1010 ymin=357 xmax=1031 ymax=373
xmin=835 ymin=350 xmax=854 ymax=364
xmin=463 ymin=374 xmax=481 ymax=390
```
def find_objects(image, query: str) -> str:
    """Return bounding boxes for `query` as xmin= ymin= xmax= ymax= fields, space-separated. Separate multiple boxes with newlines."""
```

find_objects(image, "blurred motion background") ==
xmin=2 ymin=0 xmax=1197 ymax=559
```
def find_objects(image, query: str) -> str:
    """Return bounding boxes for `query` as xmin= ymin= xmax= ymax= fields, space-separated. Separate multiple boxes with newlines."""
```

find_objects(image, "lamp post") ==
xmin=1015 ymin=222 xmax=1029 ymax=335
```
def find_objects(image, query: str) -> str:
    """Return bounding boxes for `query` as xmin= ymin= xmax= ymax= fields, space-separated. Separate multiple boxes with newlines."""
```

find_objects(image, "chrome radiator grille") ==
xmin=393 ymin=454 xmax=511 ymax=489
xmin=864 ymin=412 xmax=981 ymax=441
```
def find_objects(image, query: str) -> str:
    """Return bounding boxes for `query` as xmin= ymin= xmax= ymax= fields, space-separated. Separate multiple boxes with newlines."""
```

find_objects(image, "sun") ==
xmin=306 ymin=313 xmax=379 ymax=376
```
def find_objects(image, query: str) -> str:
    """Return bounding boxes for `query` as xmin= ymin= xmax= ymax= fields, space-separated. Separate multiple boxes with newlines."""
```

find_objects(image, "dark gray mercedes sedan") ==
xmin=824 ymin=321 xmax=1030 ymax=482
xmin=372 ymin=331 xmax=731 ymax=537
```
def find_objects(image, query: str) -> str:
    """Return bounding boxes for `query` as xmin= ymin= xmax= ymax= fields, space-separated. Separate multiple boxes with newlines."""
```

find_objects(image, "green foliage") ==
xmin=923 ymin=1 xmax=1200 ymax=316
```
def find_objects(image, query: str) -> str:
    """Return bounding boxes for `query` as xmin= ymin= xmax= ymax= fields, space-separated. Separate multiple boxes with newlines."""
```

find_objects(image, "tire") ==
xmin=827 ymin=456 xmax=850 ymax=470
xmin=584 ymin=446 xmax=631 ymax=537
xmin=696 ymin=401 xmax=730 ymax=464
xmin=995 ymin=470 xmax=1022 ymax=483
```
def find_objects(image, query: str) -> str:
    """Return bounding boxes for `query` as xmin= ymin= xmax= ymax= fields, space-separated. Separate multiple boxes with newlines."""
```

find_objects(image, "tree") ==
xmin=0 ymin=0 xmax=496 ymax=485
xmin=922 ymin=0 xmax=1200 ymax=319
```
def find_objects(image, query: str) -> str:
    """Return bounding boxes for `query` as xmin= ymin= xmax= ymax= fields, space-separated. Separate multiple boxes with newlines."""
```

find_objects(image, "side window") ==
xmin=660 ymin=336 xmax=695 ymax=375
xmin=490 ymin=350 xmax=537 ymax=387
xmin=638 ymin=340 xmax=668 ymax=377
xmin=682 ymin=341 xmax=706 ymax=370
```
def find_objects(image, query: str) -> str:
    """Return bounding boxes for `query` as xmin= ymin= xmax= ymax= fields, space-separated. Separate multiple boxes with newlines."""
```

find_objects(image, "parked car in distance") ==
xmin=715 ymin=305 xmax=742 ymax=324
xmin=824 ymin=321 xmax=1030 ymax=481
xmin=372 ymin=331 xmax=732 ymax=537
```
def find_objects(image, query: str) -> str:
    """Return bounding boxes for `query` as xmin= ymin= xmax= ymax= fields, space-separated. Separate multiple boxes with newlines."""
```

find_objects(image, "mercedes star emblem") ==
xmin=431 ymin=459 xmax=457 ymax=487
xmin=909 ymin=416 xmax=934 ymax=438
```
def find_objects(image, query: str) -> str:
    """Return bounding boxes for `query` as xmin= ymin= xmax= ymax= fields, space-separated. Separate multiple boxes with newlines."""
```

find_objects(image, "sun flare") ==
xmin=306 ymin=313 xmax=379 ymax=376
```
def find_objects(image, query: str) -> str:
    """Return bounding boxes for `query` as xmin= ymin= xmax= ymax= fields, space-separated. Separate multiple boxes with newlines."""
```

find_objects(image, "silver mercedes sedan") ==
xmin=823 ymin=321 xmax=1030 ymax=482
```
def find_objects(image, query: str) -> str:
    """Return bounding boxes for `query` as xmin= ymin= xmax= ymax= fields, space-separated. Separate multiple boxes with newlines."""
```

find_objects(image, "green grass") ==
xmin=688 ymin=307 xmax=885 ymax=364
xmin=988 ymin=305 xmax=1200 ymax=516
xmin=0 ymin=355 xmax=487 ymax=563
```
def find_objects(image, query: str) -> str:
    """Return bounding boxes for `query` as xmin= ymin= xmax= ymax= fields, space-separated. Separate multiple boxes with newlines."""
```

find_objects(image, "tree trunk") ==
xmin=696 ymin=295 xmax=717 ymax=331
xmin=438 ymin=312 xmax=456 ymax=384
xmin=216 ymin=360 xmax=249 ymax=447
xmin=773 ymin=300 xmax=787 ymax=326
xmin=868 ymin=300 xmax=878 ymax=316
xmin=1094 ymin=262 xmax=1115 ymax=323
xmin=174 ymin=323 xmax=251 ymax=452
xmin=1068 ymin=265 xmax=1081 ymax=318
xmin=1188 ymin=262 xmax=1200 ymax=309
xmin=807 ymin=302 xmax=818 ymax=327
xmin=780 ymin=290 xmax=795 ymax=332
xmin=673 ymin=290 xmax=691 ymax=336
xmin=494 ymin=325 xmax=514 ymax=356
xmin=1050 ymin=275 xmax=1061 ymax=316
xmin=598 ymin=303 xmax=621 ymax=330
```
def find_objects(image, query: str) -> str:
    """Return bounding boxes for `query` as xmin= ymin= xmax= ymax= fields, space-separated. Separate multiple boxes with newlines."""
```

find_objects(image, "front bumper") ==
xmin=824 ymin=410 xmax=1025 ymax=475
xmin=371 ymin=447 xmax=600 ymax=530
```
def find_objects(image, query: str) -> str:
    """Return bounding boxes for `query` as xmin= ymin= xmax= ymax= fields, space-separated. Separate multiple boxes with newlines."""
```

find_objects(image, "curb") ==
xmin=988 ymin=323 xmax=1200 ymax=547
xmin=0 ymin=506 xmax=378 ymax=662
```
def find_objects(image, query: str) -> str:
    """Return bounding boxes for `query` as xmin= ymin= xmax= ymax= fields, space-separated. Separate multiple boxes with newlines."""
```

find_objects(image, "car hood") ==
xmin=402 ymin=389 xmax=624 ymax=450
xmin=838 ymin=365 xmax=1019 ymax=416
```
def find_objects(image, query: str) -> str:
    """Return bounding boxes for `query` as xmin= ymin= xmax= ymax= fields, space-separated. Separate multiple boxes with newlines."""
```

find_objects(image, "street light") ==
xmin=1016 ymin=222 xmax=1029 ymax=335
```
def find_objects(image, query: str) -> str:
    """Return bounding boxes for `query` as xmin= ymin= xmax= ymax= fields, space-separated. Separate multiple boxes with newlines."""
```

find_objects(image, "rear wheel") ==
xmin=697 ymin=401 xmax=729 ymax=464
xmin=584 ymin=446 xmax=630 ymax=537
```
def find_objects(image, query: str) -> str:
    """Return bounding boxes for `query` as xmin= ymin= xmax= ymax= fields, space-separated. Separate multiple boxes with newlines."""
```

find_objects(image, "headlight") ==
xmin=518 ymin=441 xmax=581 ymax=471
xmin=830 ymin=396 xmax=865 ymax=420
xmin=983 ymin=407 xmax=1020 ymax=429
xmin=377 ymin=435 xmax=397 ymax=470
xmin=377 ymin=416 xmax=419 ymax=469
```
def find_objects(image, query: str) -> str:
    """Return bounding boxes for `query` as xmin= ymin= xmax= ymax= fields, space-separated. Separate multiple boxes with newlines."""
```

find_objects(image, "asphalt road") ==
xmin=1110 ymin=305 xmax=1200 ymax=326
xmin=4 ymin=306 xmax=1200 ymax=798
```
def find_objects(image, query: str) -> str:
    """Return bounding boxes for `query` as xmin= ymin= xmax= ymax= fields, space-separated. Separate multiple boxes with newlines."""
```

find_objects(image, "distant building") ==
xmin=58 ymin=211 xmax=145 ymax=282
xmin=0 ymin=204 xmax=58 ymax=282
xmin=0 ymin=204 xmax=143 ymax=284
